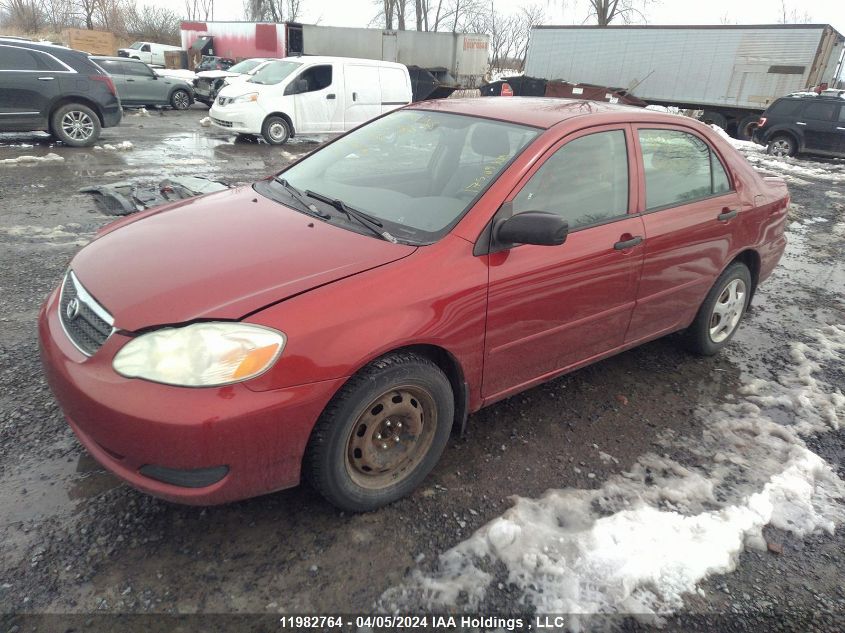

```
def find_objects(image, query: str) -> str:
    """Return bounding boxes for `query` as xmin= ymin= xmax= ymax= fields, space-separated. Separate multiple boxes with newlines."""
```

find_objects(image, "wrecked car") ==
xmin=39 ymin=98 xmax=789 ymax=511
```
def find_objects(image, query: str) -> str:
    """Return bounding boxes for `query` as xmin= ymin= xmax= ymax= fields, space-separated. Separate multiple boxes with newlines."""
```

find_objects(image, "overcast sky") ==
xmin=196 ymin=0 xmax=844 ymax=34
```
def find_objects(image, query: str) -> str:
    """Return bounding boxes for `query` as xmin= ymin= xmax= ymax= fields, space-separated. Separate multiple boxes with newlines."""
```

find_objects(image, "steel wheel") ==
xmin=709 ymin=278 xmax=746 ymax=343
xmin=268 ymin=122 xmax=286 ymax=142
xmin=61 ymin=110 xmax=95 ymax=142
xmin=345 ymin=386 xmax=438 ymax=489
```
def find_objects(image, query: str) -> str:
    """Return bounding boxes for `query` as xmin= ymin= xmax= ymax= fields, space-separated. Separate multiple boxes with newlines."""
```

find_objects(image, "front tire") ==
xmin=261 ymin=115 xmax=290 ymax=145
xmin=767 ymin=134 xmax=796 ymax=157
xmin=304 ymin=353 xmax=454 ymax=512
xmin=51 ymin=103 xmax=100 ymax=147
xmin=685 ymin=262 xmax=752 ymax=356
xmin=170 ymin=89 xmax=191 ymax=110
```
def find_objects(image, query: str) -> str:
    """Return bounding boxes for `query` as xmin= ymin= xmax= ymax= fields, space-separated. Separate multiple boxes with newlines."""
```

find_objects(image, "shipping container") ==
xmin=180 ymin=21 xmax=489 ymax=88
xmin=524 ymin=24 xmax=845 ymax=138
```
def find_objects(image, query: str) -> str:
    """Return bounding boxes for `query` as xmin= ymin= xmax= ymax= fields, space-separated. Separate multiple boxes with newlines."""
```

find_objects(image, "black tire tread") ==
xmin=304 ymin=352 xmax=452 ymax=511
xmin=684 ymin=262 xmax=752 ymax=356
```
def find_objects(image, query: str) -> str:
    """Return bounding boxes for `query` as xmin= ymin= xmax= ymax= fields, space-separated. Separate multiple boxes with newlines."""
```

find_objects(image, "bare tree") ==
xmin=584 ymin=0 xmax=651 ymax=26
xmin=778 ymin=0 xmax=811 ymax=24
xmin=41 ymin=0 xmax=76 ymax=32
xmin=1 ymin=0 xmax=44 ymax=32
xmin=185 ymin=0 xmax=213 ymax=21
xmin=245 ymin=0 xmax=302 ymax=21
xmin=124 ymin=3 xmax=180 ymax=43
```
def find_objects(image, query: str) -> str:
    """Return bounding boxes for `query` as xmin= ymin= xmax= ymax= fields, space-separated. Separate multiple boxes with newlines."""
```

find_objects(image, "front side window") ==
xmin=260 ymin=109 xmax=539 ymax=243
xmin=639 ymin=129 xmax=731 ymax=210
xmin=295 ymin=65 xmax=332 ymax=93
xmin=248 ymin=60 xmax=301 ymax=85
xmin=513 ymin=130 xmax=629 ymax=231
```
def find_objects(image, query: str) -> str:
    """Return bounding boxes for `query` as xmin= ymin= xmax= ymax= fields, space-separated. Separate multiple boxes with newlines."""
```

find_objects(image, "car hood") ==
xmin=70 ymin=185 xmax=416 ymax=332
xmin=197 ymin=70 xmax=241 ymax=79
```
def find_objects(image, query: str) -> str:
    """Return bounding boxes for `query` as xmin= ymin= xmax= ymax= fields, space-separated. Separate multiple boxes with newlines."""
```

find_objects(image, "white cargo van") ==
xmin=209 ymin=56 xmax=412 ymax=145
xmin=118 ymin=42 xmax=183 ymax=66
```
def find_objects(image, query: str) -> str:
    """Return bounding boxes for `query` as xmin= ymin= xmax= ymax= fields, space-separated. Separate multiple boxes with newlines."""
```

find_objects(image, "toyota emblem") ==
xmin=66 ymin=297 xmax=80 ymax=320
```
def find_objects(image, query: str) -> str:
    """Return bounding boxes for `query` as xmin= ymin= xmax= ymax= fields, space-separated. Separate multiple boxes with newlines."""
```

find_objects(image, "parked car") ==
xmin=209 ymin=56 xmax=412 ymax=144
xmin=118 ymin=41 xmax=182 ymax=66
xmin=39 ymin=99 xmax=789 ymax=511
xmin=193 ymin=55 xmax=235 ymax=73
xmin=91 ymin=56 xmax=193 ymax=110
xmin=753 ymin=91 xmax=845 ymax=158
xmin=194 ymin=57 xmax=274 ymax=105
xmin=0 ymin=38 xmax=121 ymax=146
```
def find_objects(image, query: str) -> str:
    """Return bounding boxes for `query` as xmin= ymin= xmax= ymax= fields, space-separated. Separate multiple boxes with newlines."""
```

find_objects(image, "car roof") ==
xmin=91 ymin=55 xmax=140 ymax=61
xmin=409 ymin=97 xmax=682 ymax=129
xmin=268 ymin=55 xmax=406 ymax=69
xmin=0 ymin=38 xmax=71 ymax=53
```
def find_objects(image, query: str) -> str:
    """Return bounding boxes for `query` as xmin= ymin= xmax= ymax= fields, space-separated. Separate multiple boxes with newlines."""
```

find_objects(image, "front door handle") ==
xmin=717 ymin=208 xmax=738 ymax=222
xmin=837 ymin=127 xmax=845 ymax=131
xmin=326 ymin=93 xmax=336 ymax=99
xmin=37 ymin=76 xmax=54 ymax=81
xmin=795 ymin=121 xmax=806 ymax=126
xmin=126 ymin=78 xmax=135 ymax=82
xmin=614 ymin=235 xmax=643 ymax=250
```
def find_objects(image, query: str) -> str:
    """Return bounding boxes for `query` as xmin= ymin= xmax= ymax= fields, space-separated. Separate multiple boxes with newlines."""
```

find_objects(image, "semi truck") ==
xmin=524 ymin=24 xmax=844 ymax=139
xmin=180 ymin=21 xmax=489 ymax=89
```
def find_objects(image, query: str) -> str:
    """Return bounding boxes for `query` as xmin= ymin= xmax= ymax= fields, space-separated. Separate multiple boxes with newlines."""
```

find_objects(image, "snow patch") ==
xmin=708 ymin=124 xmax=763 ymax=153
xmin=199 ymin=116 xmax=212 ymax=127
xmin=2 ymin=224 xmax=89 ymax=245
xmin=93 ymin=141 xmax=133 ymax=151
xmin=382 ymin=325 xmax=845 ymax=624
xmin=130 ymin=107 xmax=150 ymax=117
xmin=0 ymin=153 xmax=64 ymax=166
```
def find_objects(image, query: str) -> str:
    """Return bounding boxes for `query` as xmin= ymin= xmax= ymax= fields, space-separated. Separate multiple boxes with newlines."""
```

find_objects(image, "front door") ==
xmin=344 ymin=64 xmax=381 ymax=130
xmin=626 ymin=126 xmax=741 ymax=342
xmin=482 ymin=126 xmax=645 ymax=400
xmin=291 ymin=64 xmax=341 ymax=133
xmin=120 ymin=60 xmax=161 ymax=103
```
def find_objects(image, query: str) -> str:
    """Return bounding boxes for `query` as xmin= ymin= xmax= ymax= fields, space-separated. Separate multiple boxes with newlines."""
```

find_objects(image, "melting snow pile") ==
xmin=383 ymin=325 xmax=845 ymax=624
xmin=709 ymin=123 xmax=763 ymax=154
xmin=93 ymin=141 xmax=133 ymax=151
xmin=130 ymin=107 xmax=150 ymax=117
xmin=199 ymin=116 xmax=212 ymax=127
xmin=0 ymin=153 xmax=64 ymax=166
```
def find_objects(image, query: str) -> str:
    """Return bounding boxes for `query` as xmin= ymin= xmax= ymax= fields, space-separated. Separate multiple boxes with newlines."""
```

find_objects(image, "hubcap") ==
xmin=346 ymin=386 xmax=437 ymax=489
xmin=709 ymin=278 xmax=746 ymax=343
xmin=269 ymin=122 xmax=285 ymax=141
xmin=770 ymin=139 xmax=790 ymax=157
xmin=61 ymin=111 xmax=94 ymax=141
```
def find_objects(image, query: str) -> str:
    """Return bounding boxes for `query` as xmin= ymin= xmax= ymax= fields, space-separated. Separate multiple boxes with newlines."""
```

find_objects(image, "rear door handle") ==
xmin=614 ymin=235 xmax=643 ymax=250
xmin=837 ymin=127 xmax=845 ymax=131
xmin=326 ymin=93 xmax=336 ymax=99
xmin=717 ymin=209 xmax=738 ymax=222
xmin=126 ymin=78 xmax=135 ymax=82
xmin=37 ymin=76 xmax=54 ymax=81
xmin=795 ymin=121 xmax=806 ymax=126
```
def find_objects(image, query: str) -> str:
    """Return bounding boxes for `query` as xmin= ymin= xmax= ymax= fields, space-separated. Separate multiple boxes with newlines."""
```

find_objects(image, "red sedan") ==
xmin=39 ymin=98 xmax=789 ymax=511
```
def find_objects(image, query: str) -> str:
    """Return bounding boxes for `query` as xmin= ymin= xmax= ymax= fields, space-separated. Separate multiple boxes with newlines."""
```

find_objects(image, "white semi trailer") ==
xmin=524 ymin=24 xmax=844 ymax=138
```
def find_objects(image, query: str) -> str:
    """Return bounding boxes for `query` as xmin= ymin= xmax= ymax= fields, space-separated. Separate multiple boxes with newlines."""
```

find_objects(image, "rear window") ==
xmin=766 ymin=99 xmax=804 ymax=117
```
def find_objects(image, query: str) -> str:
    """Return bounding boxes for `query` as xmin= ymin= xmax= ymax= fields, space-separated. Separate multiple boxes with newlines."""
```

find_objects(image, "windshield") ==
xmin=260 ymin=109 xmax=540 ymax=243
xmin=228 ymin=59 xmax=262 ymax=74
xmin=248 ymin=60 xmax=301 ymax=85
xmin=128 ymin=42 xmax=144 ymax=50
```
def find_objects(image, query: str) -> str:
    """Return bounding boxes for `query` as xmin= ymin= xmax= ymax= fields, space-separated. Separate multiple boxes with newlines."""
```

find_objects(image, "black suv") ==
xmin=753 ymin=91 xmax=845 ymax=158
xmin=0 ymin=39 xmax=122 ymax=147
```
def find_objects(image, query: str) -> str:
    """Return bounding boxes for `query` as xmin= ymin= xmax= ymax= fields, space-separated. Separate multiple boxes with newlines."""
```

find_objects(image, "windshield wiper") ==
xmin=273 ymin=177 xmax=330 ymax=219
xmin=305 ymin=190 xmax=398 ymax=243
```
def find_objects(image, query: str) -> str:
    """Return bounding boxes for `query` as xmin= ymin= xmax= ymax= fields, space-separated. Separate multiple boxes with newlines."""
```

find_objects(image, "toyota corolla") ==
xmin=39 ymin=98 xmax=789 ymax=511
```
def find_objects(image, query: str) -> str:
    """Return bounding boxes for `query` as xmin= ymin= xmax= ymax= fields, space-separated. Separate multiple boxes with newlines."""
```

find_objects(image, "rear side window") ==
xmin=767 ymin=99 xmax=803 ymax=117
xmin=639 ymin=129 xmax=731 ymax=210
xmin=839 ymin=107 xmax=845 ymax=123
xmin=513 ymin=130 xmax=629 ymax=230
xmin=0 ymin=46 xmax=42 ymax=71
xmin=96 ymin=59 xmax=123 ymax=74
xmin=802 ymin=102 xmax=837 ymax=121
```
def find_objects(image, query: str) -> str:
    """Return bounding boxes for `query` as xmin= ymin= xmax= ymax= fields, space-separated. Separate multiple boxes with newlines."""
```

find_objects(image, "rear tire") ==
xmin=737 ymin=114 xmax=759 ymax=141
xmin=170 ymin=89 xmax=191 ymax=110
xmin=51 ymin=103 xmax=100 ymax=147
xmin=700 ymin=110 xmax=728 ymax=131
xmin=767 ymin=134 xmax=796 ymax=157
xmin=261 ymin=115 xmax=290 ymax=145
xmin=685 ymin=262 xmax=752 ymax=356
xmin=304 ymin=352 xmax=454 ymax=512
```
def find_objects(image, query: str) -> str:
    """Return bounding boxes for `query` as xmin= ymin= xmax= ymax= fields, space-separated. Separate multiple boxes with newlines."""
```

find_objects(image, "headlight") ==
xmin=232 ymin=92 xmax=258 ymax=103
xmin=113 ymin=322 xmax=285 ymax=387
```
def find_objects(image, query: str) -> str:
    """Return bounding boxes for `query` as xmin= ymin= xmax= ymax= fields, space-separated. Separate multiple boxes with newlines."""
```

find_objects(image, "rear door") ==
xmin=0 ymin=44 xmax=61 ymax=130
xmin=121 ymin=60 xmax=164 ymax=104
xmin=343 ymin=63 xmax=381 ymax=130
xmin=836 ymin=105 xmax=845 ymax=155
xmin=799 ymin=101 xmax=839 ymax=154
xmin=626 ymin=126 xmax=741 ymax=342
xmin=482 ymin=125 xmax=645 ymax=399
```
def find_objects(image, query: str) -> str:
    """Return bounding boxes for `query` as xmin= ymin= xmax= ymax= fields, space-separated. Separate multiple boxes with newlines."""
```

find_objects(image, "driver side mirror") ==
xmin=493 ymin=211 xmax=569 ymax=249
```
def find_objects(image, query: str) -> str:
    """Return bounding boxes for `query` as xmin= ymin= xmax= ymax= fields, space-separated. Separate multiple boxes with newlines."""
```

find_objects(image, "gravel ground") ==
xmin=0 ymin=107 xmax=843 ymax=632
